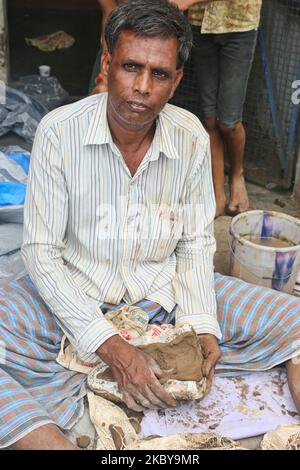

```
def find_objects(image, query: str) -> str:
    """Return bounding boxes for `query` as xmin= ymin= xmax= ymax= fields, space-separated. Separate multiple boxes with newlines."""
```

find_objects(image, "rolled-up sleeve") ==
xmin=21 ymin=121 xmax=118 ymax=361
xmin=172 ymin=135 xmax=222 ymax=339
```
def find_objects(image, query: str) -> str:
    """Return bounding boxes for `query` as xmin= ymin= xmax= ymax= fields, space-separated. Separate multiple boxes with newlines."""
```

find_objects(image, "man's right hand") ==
xmin=97 ymin=335 xmax=177 ymax=412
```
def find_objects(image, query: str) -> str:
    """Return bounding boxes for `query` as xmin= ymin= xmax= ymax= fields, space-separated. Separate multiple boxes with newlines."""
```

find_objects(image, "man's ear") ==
xmin=169 ymin=68 xmax=183 ymax=100
xmin=101 ymin=50 xmax=111 ymax=79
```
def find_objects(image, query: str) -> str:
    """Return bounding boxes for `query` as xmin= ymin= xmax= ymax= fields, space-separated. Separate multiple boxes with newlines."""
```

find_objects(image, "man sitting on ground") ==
xmin=0 ymin=0 xmax=299 ymax=451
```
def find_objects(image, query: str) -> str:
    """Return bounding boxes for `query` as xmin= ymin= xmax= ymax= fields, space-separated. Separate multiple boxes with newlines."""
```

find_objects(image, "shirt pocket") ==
xmin=142 ymin=205 xmax=183 ymax=261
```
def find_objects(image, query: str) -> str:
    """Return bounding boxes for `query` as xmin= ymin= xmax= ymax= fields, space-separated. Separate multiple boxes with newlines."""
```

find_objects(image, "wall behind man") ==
xmin=0 ymin=0 xmax=8 ymax=83
xmin=9 ymin=0 xmax=98 ymax=9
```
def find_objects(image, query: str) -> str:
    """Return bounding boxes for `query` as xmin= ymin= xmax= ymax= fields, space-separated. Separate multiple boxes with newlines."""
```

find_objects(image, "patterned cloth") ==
xmin=215 ymin=273 xmax=300 ymax=371
xmin=1 ymin=273 xmax=300 ymax=448
xmin=188 ymin=0 xmax=262 ymax=34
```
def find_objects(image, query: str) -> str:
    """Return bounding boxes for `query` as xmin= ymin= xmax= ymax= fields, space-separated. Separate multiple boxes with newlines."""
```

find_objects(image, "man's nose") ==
xmin=134 ymin=70 xmax=152 ymax=95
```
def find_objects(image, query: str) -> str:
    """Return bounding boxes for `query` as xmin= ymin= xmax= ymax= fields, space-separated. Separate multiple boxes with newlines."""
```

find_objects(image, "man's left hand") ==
xmin=198 ymin=334 xmax=221 ymax=396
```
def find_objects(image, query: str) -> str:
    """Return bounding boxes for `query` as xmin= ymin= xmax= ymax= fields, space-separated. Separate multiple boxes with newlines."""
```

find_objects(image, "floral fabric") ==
xmin=188 ymin=1 xmax=262 ymax=34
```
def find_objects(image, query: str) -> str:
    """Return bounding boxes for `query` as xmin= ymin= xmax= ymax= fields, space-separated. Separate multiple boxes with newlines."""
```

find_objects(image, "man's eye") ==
xmin=153 ymin=71 xmax=168 ymax=79
xmin=124 ymin=64 xmax=137 ymax=71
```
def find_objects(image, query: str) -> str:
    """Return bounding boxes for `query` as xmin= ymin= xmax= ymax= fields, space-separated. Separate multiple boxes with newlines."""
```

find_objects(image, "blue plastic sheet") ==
xmin=0 ymin=149 xmax=31 ymax=206
xmin=6 ymin=152 xmax=31 ymax=175
xmin=0 ymin=182 xmax=27 ymax=206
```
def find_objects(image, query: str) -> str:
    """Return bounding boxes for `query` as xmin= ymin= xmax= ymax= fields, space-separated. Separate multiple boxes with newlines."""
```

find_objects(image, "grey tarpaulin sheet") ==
xmin=0 ymin=83 xmax=48 ymax=143
xmin=0 ymin=223 xmax=26 ymax=287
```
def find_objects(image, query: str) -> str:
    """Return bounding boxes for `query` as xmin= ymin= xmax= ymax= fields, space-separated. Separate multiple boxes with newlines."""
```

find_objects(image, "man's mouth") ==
xmin=127 ymin=101 xmax=150 ymax=112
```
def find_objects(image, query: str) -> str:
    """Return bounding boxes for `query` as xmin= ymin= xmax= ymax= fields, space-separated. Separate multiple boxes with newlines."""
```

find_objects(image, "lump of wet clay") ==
xmin=138 ymin=330 xmax=203 ymax=382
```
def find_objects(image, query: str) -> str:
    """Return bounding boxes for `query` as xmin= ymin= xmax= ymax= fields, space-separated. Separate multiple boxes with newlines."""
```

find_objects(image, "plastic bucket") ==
xmin=229 ymin=210 xmax=300 ymax=294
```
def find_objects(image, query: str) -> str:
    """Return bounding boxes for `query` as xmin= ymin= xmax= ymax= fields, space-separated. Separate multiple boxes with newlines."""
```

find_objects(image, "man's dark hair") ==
xmin=105 ymin=0 xmax=193 ymax=69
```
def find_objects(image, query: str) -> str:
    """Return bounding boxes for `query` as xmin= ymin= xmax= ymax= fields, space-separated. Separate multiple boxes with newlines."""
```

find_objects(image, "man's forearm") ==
xmin=173 ymin=137 xmax=221 ymax=339
xmin=172 ymin=0 xmax=224 ymax=11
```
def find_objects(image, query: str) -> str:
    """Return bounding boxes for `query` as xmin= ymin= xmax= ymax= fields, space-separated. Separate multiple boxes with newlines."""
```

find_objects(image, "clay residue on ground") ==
xmin=271 ymin=370 xmax=286 ymax=397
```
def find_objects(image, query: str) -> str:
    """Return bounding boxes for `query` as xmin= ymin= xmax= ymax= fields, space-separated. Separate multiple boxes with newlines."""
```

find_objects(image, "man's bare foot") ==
xmin=11 ymin=423 xmax=78 ymax=450
xmin=226 ymin=174 xmax=249 ymax=216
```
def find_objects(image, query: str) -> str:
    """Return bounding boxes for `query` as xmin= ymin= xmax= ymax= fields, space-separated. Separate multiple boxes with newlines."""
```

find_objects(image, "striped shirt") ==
xmin=22 ymin=93 xmax=221 ymax=362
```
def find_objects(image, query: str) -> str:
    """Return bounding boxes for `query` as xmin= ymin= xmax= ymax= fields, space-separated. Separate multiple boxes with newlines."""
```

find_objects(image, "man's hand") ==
xmin=97 ymin=335 xmax=177 ymax=412
xmin=198 ymin=334 xmax=221 ymax=396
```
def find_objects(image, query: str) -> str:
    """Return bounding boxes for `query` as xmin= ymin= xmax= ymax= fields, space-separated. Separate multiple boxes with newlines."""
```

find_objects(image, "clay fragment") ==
xmin=76 ymin=435 xmax=91 ymax=449
xmin=109 ymin=425 xmax=125 ymax=450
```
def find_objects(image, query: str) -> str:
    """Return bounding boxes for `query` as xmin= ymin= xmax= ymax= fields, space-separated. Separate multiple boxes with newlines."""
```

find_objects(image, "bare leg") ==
xmin=202 ymin=117 xmax=226 ymax=218
xmin=286 ymin=358 xmax=300 ymax=415
xmin=219 ymin=122 xmax=249 ymax=216
xmin=11 ymin=423 xmax=78 ymax=450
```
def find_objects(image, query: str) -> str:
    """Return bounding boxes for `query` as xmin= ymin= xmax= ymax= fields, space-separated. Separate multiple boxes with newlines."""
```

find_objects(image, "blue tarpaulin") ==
xmin=0 ymin=149 xmax=31 ymax=206
xmin=6 ymin=152 xmax=31 ymax=175
xmin=0 ymin=182 xmax=27 ymax=206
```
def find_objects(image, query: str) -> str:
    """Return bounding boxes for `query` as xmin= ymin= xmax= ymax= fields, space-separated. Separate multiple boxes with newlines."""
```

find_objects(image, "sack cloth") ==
xmin=261 ymin=423 xmax=300 ymax=450
xmin=88 ymin=392 xmax=246 ymax=450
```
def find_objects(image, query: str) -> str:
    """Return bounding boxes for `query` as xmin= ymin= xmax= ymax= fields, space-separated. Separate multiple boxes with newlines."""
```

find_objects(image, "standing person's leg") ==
xmin=217 ymin=30 xmax=258 ymax=216
xmin=192 ymin=28 xmax=226 ymax=217
xmin=203 ymin=116 xmax=226 ymax=218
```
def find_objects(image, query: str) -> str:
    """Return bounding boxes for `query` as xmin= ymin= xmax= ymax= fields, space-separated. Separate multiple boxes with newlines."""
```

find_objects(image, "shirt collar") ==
xmin=153 ymin=112 xmax=180 ymax=160
xmin=83 ymin=92 xmax=179 ymax=160
xmin=83 ymin=93 xmax=112 ymax=147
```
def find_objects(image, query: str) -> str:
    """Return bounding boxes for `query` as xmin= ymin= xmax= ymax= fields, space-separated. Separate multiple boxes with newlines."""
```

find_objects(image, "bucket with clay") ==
xmin=229 ymin=210 xmax=300 ymax=294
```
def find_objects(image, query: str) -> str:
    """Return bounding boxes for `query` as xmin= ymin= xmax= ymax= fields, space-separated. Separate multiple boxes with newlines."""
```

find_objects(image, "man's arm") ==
xmin=172 ymin=0 xmax=225 ymax=10
xmin=173 ymin=136 xmax=221 ymax=338
xmin=173 ymin=133 xmax=221 ymax=387
xmin=92 ymin=1 xmax=120 ymax=94
xmin=97 ymin=1 xmax=118 ymax=47
xmin=97 ymin=1 xmax=126 ymax=45
xmin=22 ymin=120 xmax=118 ymax=363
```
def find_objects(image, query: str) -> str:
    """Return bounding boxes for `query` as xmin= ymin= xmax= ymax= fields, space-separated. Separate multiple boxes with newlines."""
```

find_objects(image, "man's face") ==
xmin=102 ymin=30 xmax=183 ymax=130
